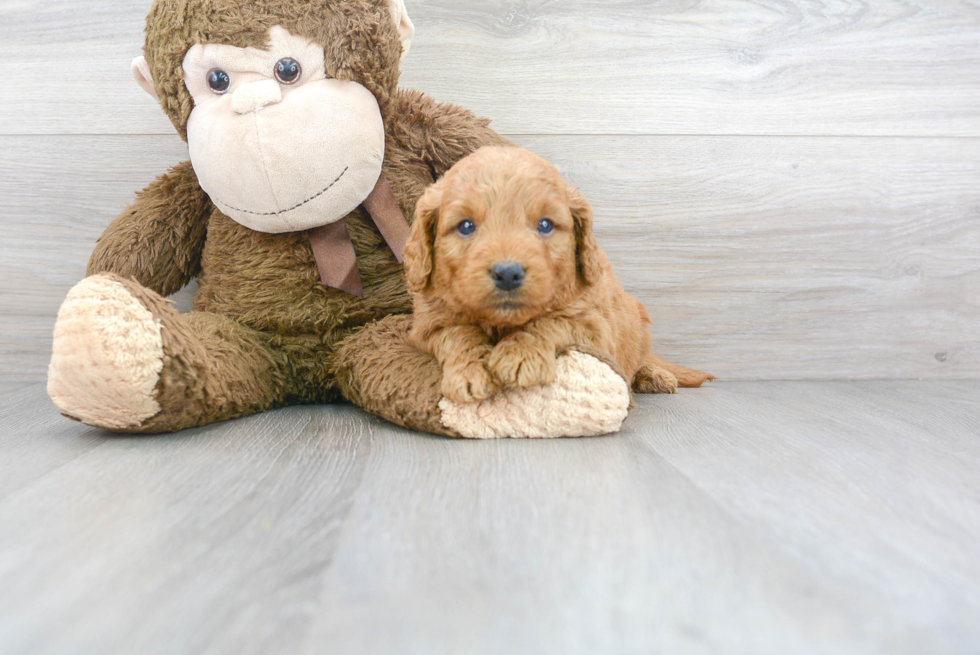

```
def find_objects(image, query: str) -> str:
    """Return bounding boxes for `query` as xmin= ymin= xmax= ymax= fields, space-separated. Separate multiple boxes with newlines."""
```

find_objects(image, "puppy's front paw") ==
xmin=489 ymin=337 xmax=557 ymax=388
xmin=441 ymin=360 xmax=497 ymax=404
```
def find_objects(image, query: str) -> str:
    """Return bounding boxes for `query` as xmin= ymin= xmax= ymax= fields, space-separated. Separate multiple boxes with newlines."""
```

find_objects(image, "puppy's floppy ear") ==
xmin=404 ymin=179 xmax=444 ymax=293
xmin=569 ymin=186 xmax=603 ymax=286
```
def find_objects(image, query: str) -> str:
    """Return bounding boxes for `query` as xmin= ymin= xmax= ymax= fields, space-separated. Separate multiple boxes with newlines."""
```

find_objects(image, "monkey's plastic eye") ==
xmin=537 ymin=218 xmax=555 ymax=235
xmin=456 ymin=219 xmax=477 ymax=237
xmin=207 ymin=69 xmax=231 ymax=94
xmin=275 ymin=58 xmax=302 ymax=85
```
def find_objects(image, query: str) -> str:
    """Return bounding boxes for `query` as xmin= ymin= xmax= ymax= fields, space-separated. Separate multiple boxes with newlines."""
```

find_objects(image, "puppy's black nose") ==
xmin=491 ymin=262 xmax=526 ymax=291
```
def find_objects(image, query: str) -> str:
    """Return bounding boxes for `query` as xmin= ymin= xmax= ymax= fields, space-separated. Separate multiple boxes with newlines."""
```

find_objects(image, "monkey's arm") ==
xmin=394 ymin=90 xmax=513 ymax=179
xmin=424 ymin=103 xmax=513 ymax=177
xmin=87 ymin=160 xmax=211 ymax=297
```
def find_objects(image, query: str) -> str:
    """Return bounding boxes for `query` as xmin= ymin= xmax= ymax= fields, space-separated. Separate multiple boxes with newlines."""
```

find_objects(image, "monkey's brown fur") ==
xmin=405 ymin=147 xmax=714 ymax=404
xmin=143 ymin=0 xmax=405 ymax=140
xmin=84 ymin=0 xmax=509 ymax=434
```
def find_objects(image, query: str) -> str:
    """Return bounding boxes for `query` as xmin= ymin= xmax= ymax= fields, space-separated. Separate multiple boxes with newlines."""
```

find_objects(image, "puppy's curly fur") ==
xmin=405 ymin=146 xmax=714 ymax=404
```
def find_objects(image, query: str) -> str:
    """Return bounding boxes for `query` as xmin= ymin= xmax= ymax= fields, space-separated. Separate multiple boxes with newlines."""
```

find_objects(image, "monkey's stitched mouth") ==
xmin=213 ymin=166 xmax=348 ymax=217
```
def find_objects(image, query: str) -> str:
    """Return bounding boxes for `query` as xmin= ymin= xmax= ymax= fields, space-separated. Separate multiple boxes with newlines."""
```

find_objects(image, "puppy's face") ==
xmin=405 ymin=147 xmax=602 ymax=327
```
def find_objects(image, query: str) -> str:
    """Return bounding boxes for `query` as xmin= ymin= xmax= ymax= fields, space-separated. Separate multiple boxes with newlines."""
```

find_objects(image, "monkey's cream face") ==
xmin=182 ymin=27 xmax=385 ymax=233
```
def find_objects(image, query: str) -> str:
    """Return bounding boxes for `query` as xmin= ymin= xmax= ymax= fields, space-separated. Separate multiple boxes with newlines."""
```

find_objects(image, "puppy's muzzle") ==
xmin=491 ymin=261 xmax=526 ymax=291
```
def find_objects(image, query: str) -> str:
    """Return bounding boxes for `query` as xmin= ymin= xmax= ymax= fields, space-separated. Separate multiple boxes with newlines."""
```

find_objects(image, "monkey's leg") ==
xmin=48 ymin=274 xmax=291 ymax=433
xmin=334 ymin=316 xmax=632 ymax=439
xmin=333 ymin=315 xmax=454 ymax=436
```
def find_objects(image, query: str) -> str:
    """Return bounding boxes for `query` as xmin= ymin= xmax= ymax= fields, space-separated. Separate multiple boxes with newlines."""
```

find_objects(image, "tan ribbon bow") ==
xmin=307 ymin=173 xmax=411 ymax=298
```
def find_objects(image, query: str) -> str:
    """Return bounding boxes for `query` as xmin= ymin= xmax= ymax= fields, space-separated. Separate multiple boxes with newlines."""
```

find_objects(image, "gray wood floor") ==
xmin=1 ymin=381 xmax=978 ymax=654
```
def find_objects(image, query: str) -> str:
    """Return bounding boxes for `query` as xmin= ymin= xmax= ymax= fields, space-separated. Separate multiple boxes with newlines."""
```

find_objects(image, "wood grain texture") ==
xmin=526 ymin=134 xmax=980 ymax=381
xmin=634 ymin=380 xmax=980 ymax=650
xmin=1 ymin=0 xmax=978 ymax=136
xmin=0 ymin=384 xmax=106 ymax=501
xmin=0 ymin=381 xmax=978 ymax=653
xmin=0 ymin=135 xmax=190 ymax=387
xmin=0 ymin=392 xmax=374 ymax=655
xmin=2 ymin=134 xmax=977 ymax=384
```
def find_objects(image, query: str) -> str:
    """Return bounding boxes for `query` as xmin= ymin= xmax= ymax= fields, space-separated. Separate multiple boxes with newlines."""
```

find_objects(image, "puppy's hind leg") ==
xmin=644 ymin=353 xmax=716 ymax=389
xmin=632 ymin=361 xmax=679 ymax=394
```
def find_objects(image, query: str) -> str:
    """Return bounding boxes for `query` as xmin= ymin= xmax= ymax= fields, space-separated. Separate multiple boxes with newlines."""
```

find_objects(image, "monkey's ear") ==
xmin=389 ymin=0 xmax=415 ymax=60
xmin=131 ymin=56 xmax=158 ymax=100
xmin=569 ymin=186 xmax=603 ymax=286
xmin=404 ymin=180 xmax=443 ymax=293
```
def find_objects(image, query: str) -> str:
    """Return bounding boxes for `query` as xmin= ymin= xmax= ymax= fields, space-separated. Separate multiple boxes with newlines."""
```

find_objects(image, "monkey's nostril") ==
xmin=491 ymin=262 xmax=526 ymax=291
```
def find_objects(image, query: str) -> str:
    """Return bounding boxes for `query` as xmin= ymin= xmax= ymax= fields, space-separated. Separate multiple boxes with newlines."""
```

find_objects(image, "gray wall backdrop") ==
xmin=1 ymin=0 xmax=979 ymax=393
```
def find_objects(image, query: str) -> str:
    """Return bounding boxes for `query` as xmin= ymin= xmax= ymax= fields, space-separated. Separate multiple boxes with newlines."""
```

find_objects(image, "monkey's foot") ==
xmin=439 ymin=350 xmax=630 ymax=439
xmin=48 ymin=274 xmax=164 ymax=430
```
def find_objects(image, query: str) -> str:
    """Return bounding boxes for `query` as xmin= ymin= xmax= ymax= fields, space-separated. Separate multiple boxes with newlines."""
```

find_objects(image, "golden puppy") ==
xmin=404 ymin=146 xmax=714 ymax=404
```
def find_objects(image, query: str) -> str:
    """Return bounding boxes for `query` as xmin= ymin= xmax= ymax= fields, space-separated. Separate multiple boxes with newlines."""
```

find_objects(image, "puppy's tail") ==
xmin=646 ymin=353 xmax=716 ymax=388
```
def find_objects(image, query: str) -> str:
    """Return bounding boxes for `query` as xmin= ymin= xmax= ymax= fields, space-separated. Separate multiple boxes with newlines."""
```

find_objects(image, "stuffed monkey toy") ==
xmin=47 ymin=0 xmax=633 ymax=438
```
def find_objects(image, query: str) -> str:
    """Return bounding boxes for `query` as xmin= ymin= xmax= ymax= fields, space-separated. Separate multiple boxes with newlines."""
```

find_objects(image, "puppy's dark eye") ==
xmin=275 ymin=58 xmax=302 ymax=84
xmin=207 ymin=69 xmax=231 ymax=94
xmin=456 ymin=219 xmax=477 ymax=237
xmin=537 ymin=218 xmax=555 ymax=235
